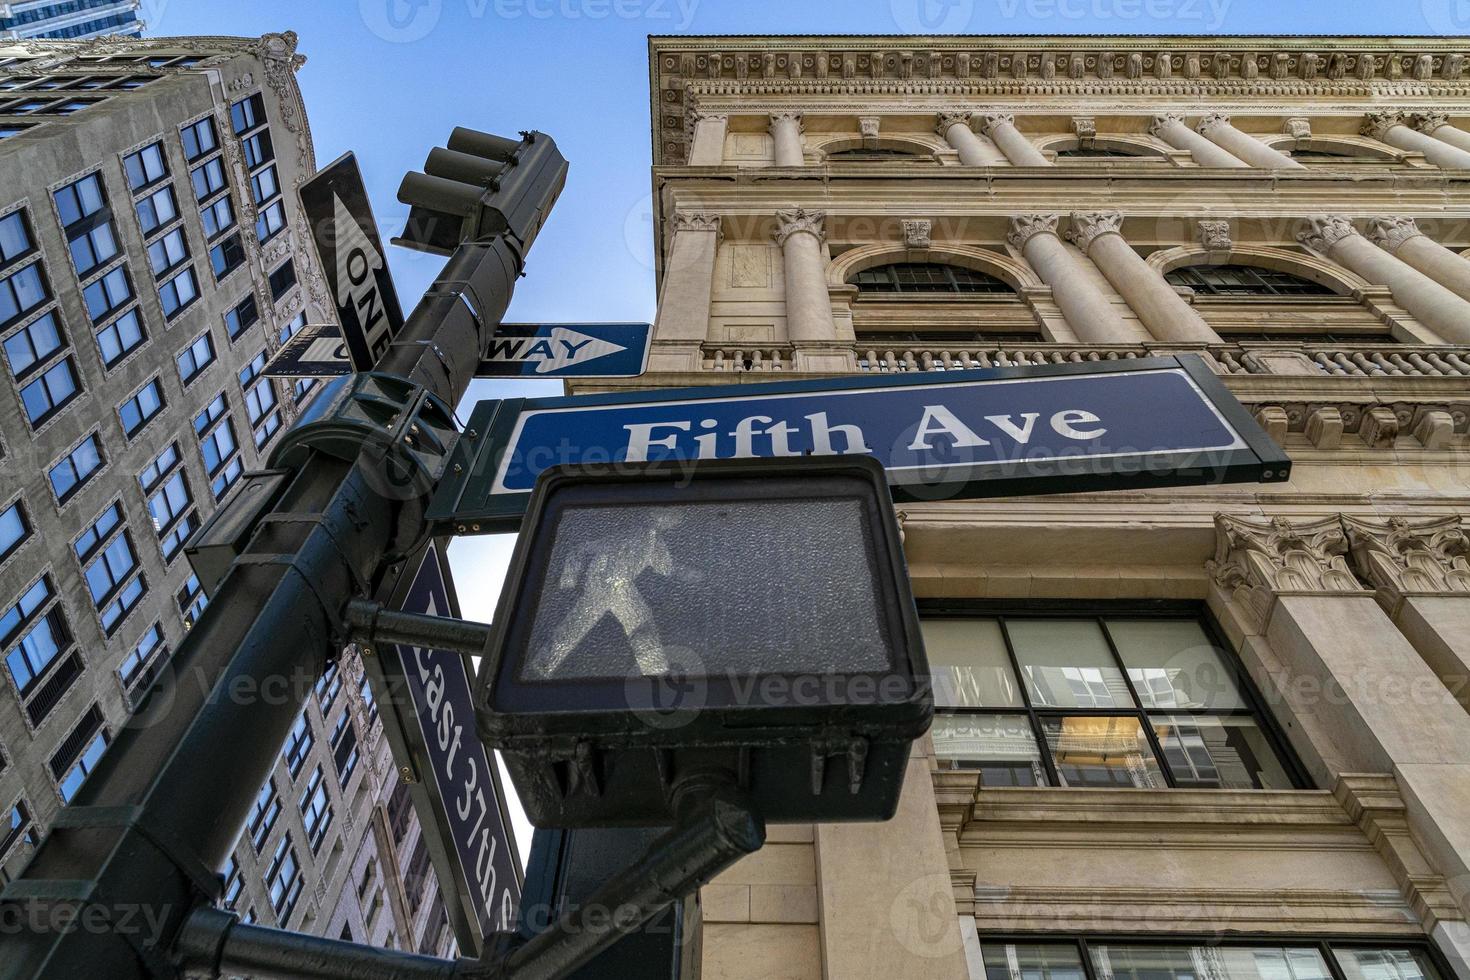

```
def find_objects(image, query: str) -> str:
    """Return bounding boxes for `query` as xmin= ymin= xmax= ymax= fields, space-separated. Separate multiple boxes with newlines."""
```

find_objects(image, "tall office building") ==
xmin=1 ymin=0 xmax=144 ymax=42
xmin=0 ymin=33 xmax=456 ymax=957
xmin=630 ymin=34 xmax=1470 ymax=980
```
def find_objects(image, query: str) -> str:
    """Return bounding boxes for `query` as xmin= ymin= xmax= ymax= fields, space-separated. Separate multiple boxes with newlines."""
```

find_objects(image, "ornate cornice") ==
xmin=772 ymin=207 xmax=825 ymax=247
xmin=1006 ymin=213 xmax=1060 ymax=249
xmin=1065 ymin=211 xmax=1124 ymax=255
xmin=1365 ymin=216 xmax=1426 ymax=254
xmin=1342 ymin=516 xmax=1470 ymax=607
xmin=1297 ymin=215 xmax=1361 ymax=252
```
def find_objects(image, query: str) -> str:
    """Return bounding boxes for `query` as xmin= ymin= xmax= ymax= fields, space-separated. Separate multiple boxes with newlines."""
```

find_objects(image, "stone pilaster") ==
xmin=650 ymin=212 xmax=722 ymax=364
xmin=773 ymin=208 xmax=845 ymax=366
xmin=687 ymin=110 xmax=728 ymax=166
xmin=1008 ymin=214 xmax=1134 ymax=342
xmin=769 ymin=111 xmax=805 ymax=166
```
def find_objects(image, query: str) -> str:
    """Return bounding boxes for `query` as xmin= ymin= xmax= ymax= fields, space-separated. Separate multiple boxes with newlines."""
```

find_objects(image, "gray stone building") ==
xmin=0 ymin=32 xmax=455 ymax=957
xmin=1 ymin=0 xmax=144 ymax=43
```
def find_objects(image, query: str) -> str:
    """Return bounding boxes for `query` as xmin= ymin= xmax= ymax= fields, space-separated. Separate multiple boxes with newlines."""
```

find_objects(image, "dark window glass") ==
xmin=82 ymin=266 xmax=131 ymax=321
xmin=852 ymin=263 xmax=1013 ymax=294
xmin=1165 ymin=264 xmax=1336 ymax=297
xmin=48 ymin=433 xmax=103 ymax=503
xmin=0 ymin=211 xmax=35 ymax=267
xmin=224 ymin=294 xmax=258 ymax=340
xmin=4 ymin=310 xmax=64 ymax=379
xmin=124 ymin=142 xmax=167 ymax=191
xmin=96 ymin=307 xmax=146 ymax=367
xmin=1 ymin=263 xmax=50 ymax=329
xmin=135 ymin=185 xmax=178 ymax=237
xmin=118 ymin=378 xmax=164 ymax=437
xmin=210 ymin=233 xmax=245 ymax=280
xmin=19 ymin=357 xmax=79 ymax=427
xmin=230 ymin=93 xmax=266 ymax=136
xmin=0 ymin=502 xmax=29 ymax=562
xmin=180 ymin=117 xmax=217 ymax=162
xmin=268 ymin=260 xmax=296 ymax=300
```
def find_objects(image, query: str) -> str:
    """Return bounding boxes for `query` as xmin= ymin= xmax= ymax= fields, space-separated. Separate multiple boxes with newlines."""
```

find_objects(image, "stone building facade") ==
xmin=632 ymin=35 xmax=1470 ymax=980
xmin=0 ymin=33 xmax=454 ymax=958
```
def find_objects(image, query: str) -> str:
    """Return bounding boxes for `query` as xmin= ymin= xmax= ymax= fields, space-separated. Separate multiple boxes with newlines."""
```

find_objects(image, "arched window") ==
xmin=1056 ymin=147 xmax=1153 ymax=159
xmin=1165 ymin=264 xmax=1335 ymax=297
xmin=851 ymin=263 xmax=1013 ymax=294
xmin=827 ymin=147 xmax=925 ymax=161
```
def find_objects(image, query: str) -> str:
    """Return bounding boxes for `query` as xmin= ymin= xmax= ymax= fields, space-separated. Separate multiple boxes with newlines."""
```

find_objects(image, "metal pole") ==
xmin=344 ymin=599 xmax=494 ymax=656
xmin=0 ymin=133 xmax=565 ymax=979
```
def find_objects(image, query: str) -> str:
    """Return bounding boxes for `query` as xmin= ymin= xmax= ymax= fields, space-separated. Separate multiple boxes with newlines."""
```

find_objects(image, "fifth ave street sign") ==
xmin=427 ymin=354 xmax=1291 ymax=533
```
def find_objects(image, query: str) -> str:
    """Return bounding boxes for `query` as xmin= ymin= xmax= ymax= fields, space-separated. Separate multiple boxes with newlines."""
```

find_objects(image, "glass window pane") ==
xmin=1108 ymin=619 xmax=1246 ymax=710
xmin=981 ymin=942 xmax=1086 ymax=980
xmin=1008 ymin=619 xmax=1131 ymax=709
xmin=1333 ymin=948 xmax=1439 ymax=980
xmin=1091 ymin=945 xmax=1331 ymax=980
xmin=921 ymin=618 xmax=1022 ymax=707
xmin=1153 ymin=715 xmax=1292 ymax=790
xmin=932 ymin=713 xmax=1045 ymax=786
xmin=1041 ymin=716 xmax=1165 ymax=788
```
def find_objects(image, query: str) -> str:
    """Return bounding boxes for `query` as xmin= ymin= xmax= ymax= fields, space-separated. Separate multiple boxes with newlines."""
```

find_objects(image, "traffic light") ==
xmin=394 ymin=127 xmax=568 ymax=257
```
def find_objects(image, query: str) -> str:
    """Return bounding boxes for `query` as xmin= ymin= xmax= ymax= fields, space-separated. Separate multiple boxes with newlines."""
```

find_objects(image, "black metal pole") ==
xmin=0 ymin=132 xmax=565 ymax=980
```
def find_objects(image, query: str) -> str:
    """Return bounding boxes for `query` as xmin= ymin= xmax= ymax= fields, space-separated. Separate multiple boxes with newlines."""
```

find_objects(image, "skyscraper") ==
xmin=1 ymin=0 xmax=144 ymax=42
xmin=0 ymin=31 xmax=456 ymax=956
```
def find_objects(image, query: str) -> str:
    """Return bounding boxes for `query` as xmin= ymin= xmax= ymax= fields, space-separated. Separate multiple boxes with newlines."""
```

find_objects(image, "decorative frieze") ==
xmin=1342 ymin=516 xmax=1470 ymax=606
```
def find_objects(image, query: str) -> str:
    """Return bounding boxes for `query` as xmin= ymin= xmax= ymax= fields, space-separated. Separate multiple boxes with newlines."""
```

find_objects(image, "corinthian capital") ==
xmin=1065 ymin=211 xmax=1124 ymax=255
xmin=1365 ymin=216 xmax=1425 ymax=254
xmin=671 ymin=212 xmax=722 ymax=236
xmin=1297 ymin=215 xmax=1360 ymax=252
xmin=979 ymin=112 xmax=1016 ymax=136
xmin=772 ymin=207 xmax=825 ymax=247
xmin=1409 ymin=111 xmax=1451 ymax=134
xmin=935 ymin=110 xmax=973 ymax=136
xmin=1342 ymin=515 xmax=1470 ymax=607
xmin=769 ymin=110 xmax=804 ymax=133
xmin=1006 ymin=213 xmax=1061 ymax=249
xmin=1206 ymin=515 xmax=1365 ymax=628
xmin=1149 ymin=112 xmax=1186 ymax=138
xmin=1361 ymin=111 xmax=1407 ymax=142
xmin=1196 ymin=112 xmax=1233 ymax=136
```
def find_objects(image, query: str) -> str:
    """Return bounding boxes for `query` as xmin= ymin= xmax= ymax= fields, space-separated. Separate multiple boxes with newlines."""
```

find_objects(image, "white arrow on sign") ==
xmin=483 ymin=327 xmax=628 ymax=375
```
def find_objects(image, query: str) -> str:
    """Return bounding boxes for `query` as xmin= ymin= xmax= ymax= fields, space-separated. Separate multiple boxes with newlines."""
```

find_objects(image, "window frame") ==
xmin=851 ymin=262 xmax=1014 ymax=296
xmin=47 ymin=431 xmax=105 ymax=505
xmin=921 ymin=599 xmax=1311 ymax=791
xmin=1165 ymin=264 xmax=1338 ymax=298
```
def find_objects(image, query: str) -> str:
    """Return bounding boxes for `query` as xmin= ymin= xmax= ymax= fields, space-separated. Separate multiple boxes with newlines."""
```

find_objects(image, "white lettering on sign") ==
xmin=332 ymin=191 xmax=390 ymax=364
xmin=484 ymin=327 xmax=628 ymax=374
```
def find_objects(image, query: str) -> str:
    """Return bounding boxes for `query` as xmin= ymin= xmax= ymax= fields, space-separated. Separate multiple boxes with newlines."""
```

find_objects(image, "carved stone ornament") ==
xmin=1284 ymin=117 xmax=1313 ymax=141
xmin=671 ymin=212 xmax=722 ymax=237
xmin=1006 ymin=214 xmax=1061 ymax=249
xmin=1409 ymin=110 xmax=1450 ymax=134
xmin=1365 ymin=216 xmax=1425 ymax=254
xmin=1071 ymin=116 xmax=1097 ymax=144
xmin=935 ymin=110 xmax=973 ymax=137
xmin=1297 ymin=215 xmax=1360 ymax=252
xmin=1149 ymin=113 xmax=1186 ymax=139
xmin=1361 ymin=111 xmax=1407 ymax=142
xmin=1198 ymin=220 xmax=1233 ymax=252
xmin=772 ymin=207 xmax=826 ymax=247
xmin=1342 ymin=516 xmax=1470 ymax=607
xmin=1196 ymin=112 xmax=1232 ymax=136
xmin=1065 ymin=211 xmax=1124 ymax=256
xmin=769 ymin=110 xmax=804 ymax=133
xmin=1207 ymin=515 xmax=1366 ymax=628
xmin=902 ymin=219 xmax=932 ymax=250
xmin=858 ymin=115 xmax=881 ymax=138
xmin=979 ymin=112 xmax=1016 ymax=137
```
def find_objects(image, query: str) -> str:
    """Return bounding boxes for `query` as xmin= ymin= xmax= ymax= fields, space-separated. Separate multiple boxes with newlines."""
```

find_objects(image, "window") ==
xmin=117 ymin=623 xmax=166 ymax=699
xmin=247 ymin=777 xmax=281 ymax=851
xmin=0 ymin=211 xmax=36 ymax=267
xmin=123 ymin=142 xmax=167 ymax=191
xmin=299 ymin=765 xmax=333 ymax=853
xmin=977 ymin=938 xmax=1443 ymax=980
xmin=828 ymin=147 xmax=925 ymax=161
xmin=221 ymin=854 xmax=243 ymax=910
xmin=118 ymin=378 xmax=164 ymax=438
xmin=268 ymin=260 xmax=296 ymax=301
xmin=180 ymin=117 xmax=217 ymax=162
xmin=230 ymin=93 xmax=266 ymax=135
xmin=20 ymin=357 xmax=80 ymax=428
xmin=176 ymin=331 xmax=215 ymax=385
xmin=249 ymin=165 xmax=279 ymax=206
xmin=82 ymin=265 xmax=131 ymax=321
xmin=242 ymin=131 xmax=274 ymax=169
xmin=0 ymin=502 xmax=28 ymax=562
xmin=48 ymin=433 xmax=103 ymax=504
xmin=240 ymin=351 xmax=280 ymax=447
xmin=255 ymin=201 xmax=285 ymax=243
xmin=65 ymin=219 xmax=118 ymax=278
xmin=1 ymin=262 xmax=50 ymax=330
xmin=1 ymin=801 xmax=34 ymax=867
xmin=4 ymin=310 xmax=63 ymax=379
xmin=199 ymin=195 xmax=234 ymax=238
xmin=330 ymin=711 xmax=359 ymax=787
xmin=853 ymin=262 xmax=1013 ymax=294
xmin=78 ymin=503 xmax=144 ymax=634
xmin=53 ymin=173 xmax=106 ymax=229
xmin=96 ymin=307 xmax=145 ymax=367
xmin=3 ymin=581 xmax=70 ymax=699
xmin=190 ymin=157 xmax=226 ymax=201
xmin=278 ymin=311 xmax=306 ymax=344
xmin=196 ymin=403 xmax=237 ymax=476
xmin=177 ymin=574 xmax=207 ymax=629
xmin=283 ymin=712 xmax=313 ymax=778
xmin=224 ymin=294 xmax=258 ymax=341
xmin=209 ymin=233 xmax=245 ymax=280
xmin=359 ymin=675 xmax=377 ymax=725
xmin=264 ymin=833 xmax=302 ymax=923
xmin=211 ymin=457 xmax=244 ymax=501
xmin=52 ymin=705 xmax=107 ymax=804
xmin=315 ymin=661 xmax=342 ymax=710
xmin=147 ymin=227 xmax=189 ymax=277
xmin=158 ymin=267 xmax=198 ymax=319
xmin=1165 ymin=264 xmax=1336 ymax=297
xmin=144 ymin=464 xmax=195 ymax=561
xmin=135 ymin=185 xmax=178 ymax=236
xmin=925 ymin=610 xmax=1300 ymax=790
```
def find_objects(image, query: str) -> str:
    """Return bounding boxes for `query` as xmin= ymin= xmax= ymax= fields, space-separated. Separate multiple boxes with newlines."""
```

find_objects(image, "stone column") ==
xmin=1210 ymin=514 xmax=1470 ymax=930
xmin=1298 ymin=215 xmax=1470 ymax=344
xmin=979 ymin=112 xmax=1051 ymax=167
xmin=1362 ymin=111 xmax=1470 ymax=169
xmin=1366 ymin=216 xmax=1470 ymax=304
xmin=1196 ymin=113 xmax=1305 ymax=169
xmin=1149 ymin=113 xmax=1249 ymax=167
xmin=1411 ymin=111 xmax=1470 ymax=155
xmin=1008 ymin=214 xmax=1133 ymax=342
xmin=1345 ymin=517 xmax=1470 ymax=715
xmin=773 ymin=207 xmax=835 ymax=343
xmin=652 ymin=213 xmax=721 ymax=345
xmin=769 ymin=111 xmax=805 ymax=167
xmin=1067 ymin=212 xmax=1219 ymax=343
xmin=936 ymin=111 xmax=991 ymax=166
xmin=687 ymin=111 xmax=728 ymax=166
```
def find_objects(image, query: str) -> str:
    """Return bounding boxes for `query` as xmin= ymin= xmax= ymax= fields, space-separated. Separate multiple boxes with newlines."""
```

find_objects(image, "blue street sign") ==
xmin=429 ymin=355 xmax=1290 ymax=534
xmin=362 ymin=541 xmax=521 ymax=954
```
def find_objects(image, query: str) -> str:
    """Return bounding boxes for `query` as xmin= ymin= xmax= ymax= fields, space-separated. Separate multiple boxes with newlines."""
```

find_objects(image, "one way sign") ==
xmin=265 ymin=321 xmax=651 ymax=379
